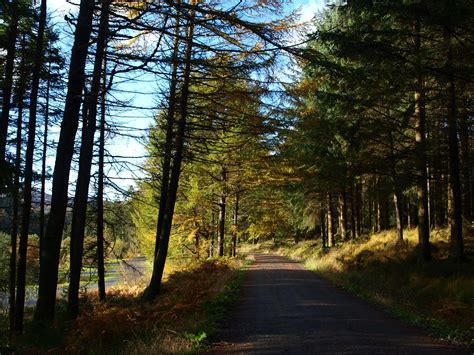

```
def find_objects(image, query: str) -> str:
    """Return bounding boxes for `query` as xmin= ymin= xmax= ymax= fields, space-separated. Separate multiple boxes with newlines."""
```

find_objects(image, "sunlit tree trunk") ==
xmin=389 ymin=132 xmax=403 ymax=244
xmin=143 ymin=4 xmax=195 ymax=301
xmin=327 ymin=193 xmax=335 ymax=247
xmin=153 ymin=6 xmax=181 ymax=259
xmin=338 ymin=189 xmax=348 ymax=241
xmin=414 ymin=17 xmax=431 ymax=262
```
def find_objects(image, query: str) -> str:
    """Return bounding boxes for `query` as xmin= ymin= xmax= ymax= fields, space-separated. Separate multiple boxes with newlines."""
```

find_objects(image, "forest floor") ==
xmin=209 ymin=253 xmax=470 ymax=354
xmin=238 ymin=227 xmax=474 ymax=348
xmin=7 ymin=257 xmax=248 ymax=353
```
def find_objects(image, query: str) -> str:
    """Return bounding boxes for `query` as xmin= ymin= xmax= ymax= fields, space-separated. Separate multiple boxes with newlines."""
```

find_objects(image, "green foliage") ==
xmin=0 ymin=233 xmax=10 ymax=294
xmin=183 ymin=330 xmax=207 ymax=350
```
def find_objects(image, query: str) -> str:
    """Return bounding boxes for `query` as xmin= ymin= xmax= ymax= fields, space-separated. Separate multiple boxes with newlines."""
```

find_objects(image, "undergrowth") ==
xmin=243 ymin=228 xmax=474 ymax=346
xmin=15 ymin=256 xmax=248 ymax=354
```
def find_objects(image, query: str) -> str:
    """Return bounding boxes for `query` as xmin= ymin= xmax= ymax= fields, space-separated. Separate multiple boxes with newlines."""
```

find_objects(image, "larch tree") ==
xmin=35 ymin=0 xmax=96 ymax=323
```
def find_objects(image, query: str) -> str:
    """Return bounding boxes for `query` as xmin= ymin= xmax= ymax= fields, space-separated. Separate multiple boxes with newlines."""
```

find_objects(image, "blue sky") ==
xmin=44 ymin=0 xmax=326 ymax=196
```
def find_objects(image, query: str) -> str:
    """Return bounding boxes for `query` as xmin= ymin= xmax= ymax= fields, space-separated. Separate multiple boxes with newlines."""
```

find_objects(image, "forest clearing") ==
xmin=0 ymin=0 xmax=473 ymax=353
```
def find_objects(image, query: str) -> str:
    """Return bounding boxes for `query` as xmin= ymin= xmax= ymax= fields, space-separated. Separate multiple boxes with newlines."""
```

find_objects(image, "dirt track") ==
xmin=209 ymin=253 xmax=469 ymax=354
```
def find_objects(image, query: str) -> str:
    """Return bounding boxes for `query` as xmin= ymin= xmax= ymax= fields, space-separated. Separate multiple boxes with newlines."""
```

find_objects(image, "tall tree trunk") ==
xmin=393 ymin=193 xmax=404 ymax=243
xmin=327 ymin=193 xmax=335 ymax=247
xmin=218 ymin=167 xmax=227 ymax=257
xmin=218 ymin=194 xmax=226 ymax=256
xmin=232 ymin=192 xmax=239 ymax=257
xmin=210 ymin=211 xmax=215 ymax=257
xmin=407 ymin=201 xmax=412 ymax=228
xmin=97 ymin=53 xmax=108 ymax=302
xmin=389 ymin=132 xmax=404 ymax=243
xmin=320 ymin=207 xmax=326 ymax=248
xmin=15 ymin=0 xmax=47 ymax=332
xmin=372 ymin=177 xmax=379 ymax=233
xmin=459 ymin=92 xmax=472 ymax=222
xmin=143 ymin=4 xmax=195 ymax=301
xmin=8 ymin=57 xmax=27 ymax=338
xmin=0 ymin=0 xmax=19 ymax=167
xmin=349 ymin=181 xmax=356 ymax=240
xmin=68 ymin=0 xmax=110 ymax=318
xmin=153 ymin=7 xmax=181 ymax=259
xmin=355 ymin=181 xmax=362 ymax=237
xmin=430 ymin=118 xmax=444 ymax=228
xmin=445 ymin=31 xmax=464 ymax=262
xmin=378 ymin=181 xmax=389 ymax=231
xmin=35 ymin=0 xmax=95 ymax=323
xmin=368 ymin=180 xmax=373 ymax=233
xmin=40 ymin=63 xmax=52 ymax=250
xmin=414 ymin=17 xmax=431 ymax=262
xmin=338 ymin=189 xmax=348 ymax=241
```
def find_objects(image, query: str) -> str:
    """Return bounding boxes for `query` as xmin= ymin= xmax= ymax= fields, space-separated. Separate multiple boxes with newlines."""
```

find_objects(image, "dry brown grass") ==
xmin=57 ymin=257 xmax=244 ymax=354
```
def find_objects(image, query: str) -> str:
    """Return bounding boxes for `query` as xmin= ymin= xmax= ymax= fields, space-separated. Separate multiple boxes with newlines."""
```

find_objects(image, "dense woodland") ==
xmin=0 ymin=0 xmax=472 ymax=349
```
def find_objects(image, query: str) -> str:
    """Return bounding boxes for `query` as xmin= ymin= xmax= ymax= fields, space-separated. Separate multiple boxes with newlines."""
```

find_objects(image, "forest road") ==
xmin=208 ymin=253 xmax=470 ymax=354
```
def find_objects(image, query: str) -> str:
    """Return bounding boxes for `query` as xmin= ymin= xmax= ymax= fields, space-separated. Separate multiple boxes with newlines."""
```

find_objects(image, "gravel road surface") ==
xmin=210 ymin=253 xmax=469 ymax=354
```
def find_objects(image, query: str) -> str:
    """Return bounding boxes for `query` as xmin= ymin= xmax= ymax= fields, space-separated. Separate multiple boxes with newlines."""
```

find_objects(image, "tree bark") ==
xmin=338 ymin=189 xmax=348 ymax=241
xmin=218 ymin=166 xmax=227 ymax=257
xmin=153 ymin=7 xmax=181 ymax=259
xmin=40 ymin=63 xmax=52 ymax=250
xmin=378 ymin=180 xmax=389 ymax=231
xmin=355 ymin=181 xmax=362 ymax=237
xmin=232 ymin=192 xmax=239 ymax=257
xmin=327 ymin=193 xmax=335 ymax=247
xmin=414 ymin=17 xmax=431 ymax=262
xmin=320 ymin=208 xmax=327 ymax=248
xmin=97 ymin=53 xmax=108 ymax=302
xmin=393 ymin=193 xmax=404 ymax=243
xmin=68 ymin=0 xmax=110 ymax=318
xmin=15 ymin=0 xmax=48 ymax=332
xmin=8 ymin=54 xmax=27 ymax=338
xmin=349 ymin=182 xmax=356 ymax=240
xmin=445 ymin=31 xmax=464 ymax=262
xmin=35 ymin=0 xmax=95 ymax=323
xmin=0 ymin=0 xmax=19 ymax=166
xmin=389 ymin=132 xmax=404 ymax=243
xmin=143 ymin=4 xmax=195 ymax=301
xmin=459 ymin=92 xmax=472 ymax=222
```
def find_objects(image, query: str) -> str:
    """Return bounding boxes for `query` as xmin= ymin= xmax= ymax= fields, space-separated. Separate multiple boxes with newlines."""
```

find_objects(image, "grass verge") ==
xmin=13 ymin=256 xmax=249 ymax=354
xmin=242 ymin=228 xmax=474 ymax=346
